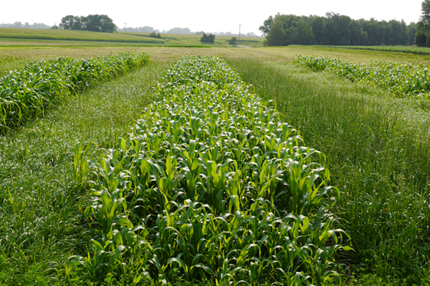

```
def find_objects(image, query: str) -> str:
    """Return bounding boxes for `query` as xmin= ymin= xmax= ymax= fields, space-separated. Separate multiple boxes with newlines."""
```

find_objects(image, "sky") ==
xmin=0 ymin=0 xmax=424 ymax=35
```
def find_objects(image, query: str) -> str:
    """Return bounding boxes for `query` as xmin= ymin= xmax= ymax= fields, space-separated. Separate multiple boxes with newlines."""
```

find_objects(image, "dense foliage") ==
xmin=261 ymin=13 xmax=416 ymax=46
xmin=296 ymin=55 xmax=430 ymax=99
xmin=70 ymin=55 xmax=347 ymax=285
xmin=0 ymin=52 xmax=150 ymax=133
xmin=60 ymin=14 xmax=116 ymax=33
xmin=200 ymin=33 xmax=215 ymax=43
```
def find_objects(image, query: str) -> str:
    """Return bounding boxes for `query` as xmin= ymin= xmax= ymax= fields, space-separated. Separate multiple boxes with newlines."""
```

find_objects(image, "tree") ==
xmin=416 ymin=31 xmax=427 ymax=46
xmin=311 ymin=16 xmax=327 ymax=45
xmin=60 ymin=14 xmax=116 ymax=33
xmin=267 ymin=16 xmax=286 ymax=46
xmin=420 ymin=0 xmax=430 ymax=26
xmin=407 ymin=22 xmax=417 ymax=45
xmin=60 ymin=15 xmax=82 ymax=30
xmin=200 ymin=33 xmax=215 ymax=43
xmin=228 ymin=37 xmax=237 ymax=45
xmin=259 ymin=16 xmax=273 ymax=37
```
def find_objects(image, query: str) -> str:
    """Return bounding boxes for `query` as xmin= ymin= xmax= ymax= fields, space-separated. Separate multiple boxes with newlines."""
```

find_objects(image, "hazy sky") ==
xmin=1 ymin=0 xmax=424 ymax=35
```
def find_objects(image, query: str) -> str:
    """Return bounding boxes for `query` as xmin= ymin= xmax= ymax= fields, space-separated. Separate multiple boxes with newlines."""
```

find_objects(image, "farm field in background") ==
xmin=1 ymin=34 xmax=430 ymax=285
xmin=0 ymin=28 xmax=265 ymax=47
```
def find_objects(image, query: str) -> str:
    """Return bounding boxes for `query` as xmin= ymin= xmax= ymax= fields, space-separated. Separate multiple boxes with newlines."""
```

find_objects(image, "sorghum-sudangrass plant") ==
xmin=71 ymin=55 xmax=348 ymax=285
xmin=0 ymin=52 xmax=150 ymax=133
xmin=226 ymin=58 xmax=430 ymax=284
xmin=0 ymin=60 xmax=169 ymax=285
xmin=296 ymin=55 xmax=430 ymax=99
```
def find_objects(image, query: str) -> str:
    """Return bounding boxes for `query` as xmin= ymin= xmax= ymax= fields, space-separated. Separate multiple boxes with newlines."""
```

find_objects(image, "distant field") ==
xmin=0 ymin=28 xmax=264 ymax=47
xmin=0 ymin=28 xmax=166 ymax=44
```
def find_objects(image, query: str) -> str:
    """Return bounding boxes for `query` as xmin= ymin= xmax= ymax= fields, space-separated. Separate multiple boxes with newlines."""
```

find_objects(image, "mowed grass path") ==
xmin=0 ymin=61 xmax=171 ymax=285
xmin=227 ymin=58 xmax=430 ymax=284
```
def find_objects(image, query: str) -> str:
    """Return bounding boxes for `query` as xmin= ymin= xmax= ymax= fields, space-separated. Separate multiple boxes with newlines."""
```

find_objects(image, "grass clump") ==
xmin=70 ymin=55 xmax=348 ymax=285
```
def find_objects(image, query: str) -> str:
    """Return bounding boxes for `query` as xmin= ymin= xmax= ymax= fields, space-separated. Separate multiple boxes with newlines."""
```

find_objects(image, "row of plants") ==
xmin=0 ymin=52 xmax=150 ymax=133
xmin=332 ymin=45 xmax=430 ymax=56
xmin=296 ymin=55 xmax=430 ymax=99
xmin=70 ymin=55 xmax=349 ymax=285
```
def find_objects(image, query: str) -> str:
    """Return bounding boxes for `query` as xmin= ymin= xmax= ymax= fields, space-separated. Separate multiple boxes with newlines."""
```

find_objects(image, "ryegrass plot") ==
xmin=296 ymin=54 xmax=430 ymax=99
xmin=0 ymin=52 xmax=150 ymax=133
xmin=71 ymin=55 xmax=347 ymax=285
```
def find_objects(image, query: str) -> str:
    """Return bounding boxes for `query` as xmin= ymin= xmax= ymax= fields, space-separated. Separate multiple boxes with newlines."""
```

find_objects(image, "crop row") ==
xmin=0 ymin=52 xmax=150 ymax=133
xmin=296 ymin=55 xmax=430 ymax=99
xmin=332 ymin=45 xmax=430 ymax=56
xmin=70 ymin=55 xmax=348 ymax=285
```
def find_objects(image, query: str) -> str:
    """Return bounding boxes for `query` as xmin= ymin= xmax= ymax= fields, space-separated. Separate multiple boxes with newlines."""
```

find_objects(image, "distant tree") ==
xmin=167 ymin=27 xmax=191 ymax=34
xmin=51 ymin=25 xmax=59 ymax=29
xmin=262 ymin=12 xmax=416 ymax=47
xmin=194 ymin=31 xmax=205 ymax=35
xmin=149 ymin=32 xmax=161 ymax=38
xmin=407 ymin=22 xmax=417 ymax=45
xmin=60 ymin=14 xmax=116 ymax=33
xmin=267 ymin=16 xmax=286 ymax=46
xmin=416 ymin=31 xmax=427 ymax=46
xmin=325 ymin=12 xmax=351 ymax=45
xmin=228 ymin=37 xmax=237 ymax=45
xmin=311 ymin=16 xmax=327 ymax=44
xmin=200 ymin=33 xmax=215 ymax=43
xmin=296 ymin=18 xmax=316 ymax=45
xmin=259 ymin=16 xmax=273 ymax=37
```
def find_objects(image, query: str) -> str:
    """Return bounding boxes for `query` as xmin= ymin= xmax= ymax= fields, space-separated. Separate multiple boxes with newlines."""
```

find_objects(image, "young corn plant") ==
xmin=72 ymin=55 xmax=349 ymax=285
xmin=0 ymin=52 xmax=150 ymax=134
xmin=296 ymin=54 xmax=430 ymax=99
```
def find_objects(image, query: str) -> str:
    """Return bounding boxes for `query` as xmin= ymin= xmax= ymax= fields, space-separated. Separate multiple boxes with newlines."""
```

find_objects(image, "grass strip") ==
xmin=69 ymin=55 xmax=347 ymax=285
xmin=227 ymin=57 xmax=430 ymax=285
xmin=0 ymin=52 xmax=150 ymax=133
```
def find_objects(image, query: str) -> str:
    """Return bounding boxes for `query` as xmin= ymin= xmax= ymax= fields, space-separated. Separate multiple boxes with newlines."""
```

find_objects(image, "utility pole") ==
xmin=238 ymin=24 xmax=242 ymax=47
xmin=124 ymin=23 xmax=126 ymax=34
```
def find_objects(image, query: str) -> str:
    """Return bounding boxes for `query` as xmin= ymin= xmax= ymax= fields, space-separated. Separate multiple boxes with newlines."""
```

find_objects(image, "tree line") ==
xmin=60 ymin=14 xmax=116 ymax=33
xmin=1 ymin=22 xmax=51 ymax=29
xmin=260 ymin=13 xmax=417 ymax=46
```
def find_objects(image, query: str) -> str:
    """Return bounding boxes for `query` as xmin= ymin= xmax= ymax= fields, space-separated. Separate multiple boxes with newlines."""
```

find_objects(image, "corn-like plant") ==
xmin=0 ymin=52 xmax=150 ymax=133
xmin=73 ymin=55 xmax=349 ymax=285
xmin=296 ymin=54 xmax=430 ymax=99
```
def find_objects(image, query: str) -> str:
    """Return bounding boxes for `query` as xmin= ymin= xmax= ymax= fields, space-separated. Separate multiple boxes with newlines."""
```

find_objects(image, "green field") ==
xmin=1 ymin=31 xmax=430 ymax=285
xmin=0 ymin=28 xmax=264 ymax=47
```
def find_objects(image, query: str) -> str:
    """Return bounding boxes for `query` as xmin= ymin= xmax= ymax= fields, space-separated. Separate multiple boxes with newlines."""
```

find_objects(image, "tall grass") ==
xmin=227 ymin=58 xmax=430 ymax=285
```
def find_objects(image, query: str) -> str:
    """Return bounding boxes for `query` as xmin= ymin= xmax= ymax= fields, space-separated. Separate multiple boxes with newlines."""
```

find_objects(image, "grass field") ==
xmin=1 ymin=32 xmax=430 ymax=284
